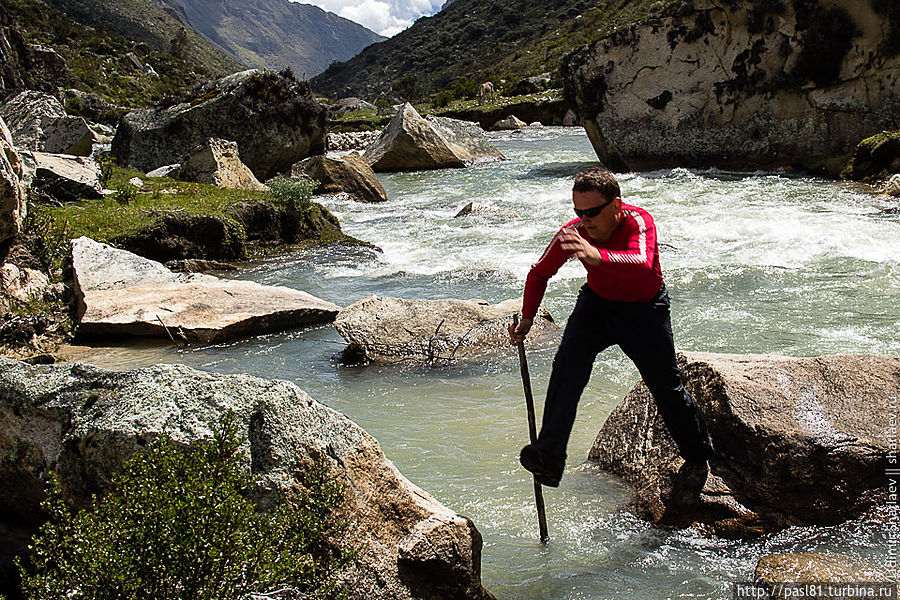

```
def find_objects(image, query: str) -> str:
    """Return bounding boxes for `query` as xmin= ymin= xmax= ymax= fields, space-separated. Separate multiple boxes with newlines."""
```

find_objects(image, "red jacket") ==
xmin=522 ymin=203 xmax=663 ymax=320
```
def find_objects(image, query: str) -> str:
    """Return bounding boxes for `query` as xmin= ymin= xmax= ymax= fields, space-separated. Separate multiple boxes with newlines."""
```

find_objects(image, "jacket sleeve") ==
xmin=597 ymin=210 xmax=657 ymax=272
xmin=522 ymin=228 xmax=569 ymax=321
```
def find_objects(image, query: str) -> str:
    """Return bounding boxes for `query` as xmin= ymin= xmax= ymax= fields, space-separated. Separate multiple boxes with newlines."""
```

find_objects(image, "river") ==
xmin=65 ymin=127 xmax=899 ymax=599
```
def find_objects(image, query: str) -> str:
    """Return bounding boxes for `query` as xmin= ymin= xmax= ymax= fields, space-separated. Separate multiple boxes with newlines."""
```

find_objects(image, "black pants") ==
xmin=535 ymin=284 xmax=714 ymax=462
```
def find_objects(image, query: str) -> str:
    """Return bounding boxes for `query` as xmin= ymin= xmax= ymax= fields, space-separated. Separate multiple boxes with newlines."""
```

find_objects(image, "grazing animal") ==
xmin=478 ymin=81 xmax=495 ymax=105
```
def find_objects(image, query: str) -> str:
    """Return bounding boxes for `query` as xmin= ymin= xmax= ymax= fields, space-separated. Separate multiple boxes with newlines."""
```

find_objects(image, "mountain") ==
xmin=157 ymin=0 xmax=386 ymax=78
xmin=42 ymin=0 xmax=242 ymax=77
xmin=2 ymin=0 xmax=241 ymax=108
xmin=310 ymin=0 xmax=674 ymax=101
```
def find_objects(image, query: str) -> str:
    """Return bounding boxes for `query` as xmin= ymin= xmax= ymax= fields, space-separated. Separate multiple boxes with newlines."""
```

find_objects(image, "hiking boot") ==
xmin=670 ymin=459 xmax=709 ymax=505
xmin=519 ymin=444 xmax=565 ymax=488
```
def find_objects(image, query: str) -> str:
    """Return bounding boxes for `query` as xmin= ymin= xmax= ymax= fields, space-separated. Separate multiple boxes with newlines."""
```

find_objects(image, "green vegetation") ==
xmin=17 ymin=415 xmax=352 ymax=600
xmin=311 ymin=0 xmax=679 ymax=101
xmin=1 ymin=0 xmax=239 ymax=109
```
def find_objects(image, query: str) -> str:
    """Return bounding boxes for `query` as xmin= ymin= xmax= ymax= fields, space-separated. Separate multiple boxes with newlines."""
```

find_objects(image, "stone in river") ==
xmin=333 ymin=294 xmax=559 ymax=364
xmin=589 ymin=352 xmax=898 ymax=537
xmin=71 ymin=236 xmax=339 ymax=344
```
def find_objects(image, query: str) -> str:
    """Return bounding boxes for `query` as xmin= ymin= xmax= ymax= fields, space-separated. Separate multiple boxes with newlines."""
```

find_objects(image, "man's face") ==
xmin=572 ymin=190 xmax=621 ymax=243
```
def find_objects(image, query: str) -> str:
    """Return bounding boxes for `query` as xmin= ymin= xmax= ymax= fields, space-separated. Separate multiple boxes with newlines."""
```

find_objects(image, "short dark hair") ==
xmin=573 ymin=167 xmax=620 ymax=200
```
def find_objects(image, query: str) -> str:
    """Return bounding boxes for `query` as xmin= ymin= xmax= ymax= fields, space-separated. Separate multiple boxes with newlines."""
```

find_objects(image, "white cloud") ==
xmin=292 ymin=0 xmax=444 ymax=37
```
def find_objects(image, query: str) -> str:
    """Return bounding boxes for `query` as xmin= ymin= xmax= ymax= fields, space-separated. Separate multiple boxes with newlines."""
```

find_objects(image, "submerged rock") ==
xmin=589 ymin=353 xmax=898 ymax=537
xmin=364 ymin=104 xmax=503 ymax=172
xmin=754 ymin=553 xmax=893 ymax=588
xmin=72 ymin=236 xmax=340 ymax=344
xmin=0 ymin=359 xmax=494 ymax=600
xmin=333 ymin=295 xmax=559 ymax=364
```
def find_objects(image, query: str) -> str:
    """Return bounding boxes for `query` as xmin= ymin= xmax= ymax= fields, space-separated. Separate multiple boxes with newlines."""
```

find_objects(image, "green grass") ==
xmin=48 ymin=166 xmax=271 ymax=245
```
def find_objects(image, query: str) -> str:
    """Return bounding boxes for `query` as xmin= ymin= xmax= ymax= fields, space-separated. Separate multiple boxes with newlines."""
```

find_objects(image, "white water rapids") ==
xmin=66 ymin=127 xmax=899 ymax=599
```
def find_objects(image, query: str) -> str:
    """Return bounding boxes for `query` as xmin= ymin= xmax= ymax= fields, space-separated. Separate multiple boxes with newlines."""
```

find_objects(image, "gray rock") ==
xmin=291 ymin=151 xmax=387 ymax=203
xmin=111 ymin=69 xmax=327 ymax=180
xmin=589 ymin=353 xmax=899 ymax=537
xmin=72 ymin=236 xmax=340 ymax=344
xmin=561 ymin=108 xmax=579 ymax=127
xmin=0 ymin=90 xmax=94 ymax=156
xmin=0 ymin=263 xmax=50 ymax=313
xmin=364 ymin=103 xmax=465 ymax=172
xmin=0 ymin=117 xmax=27 ymax=256
xmin=175 ymin=138 xmax=267 ymax=191
xmin=327 ymin=130 xmax=381 ymax=153
xmin=331 ymin=97 xmax=377 ymax=114
xmin=881 ymin=174 xmax=900 ymax=197
xmin=490 ymin=115 xmax=527 ymax=131
xmin=333 ymin=295 xmax=559 ymax=364
xmin=363 ymin=104 xmax=504 ymax=172
xmin=28 ymin=151 xmax=102 ymax=202
xmin=146 ymin=164 xmax=181 ymax=178
xmin=425 ymin=115 xmax=505 ymax=163
xmin=0 ymin=359 xmax=493 ymax=600
xmin=562 ymin=0 xmax=900 ymax=171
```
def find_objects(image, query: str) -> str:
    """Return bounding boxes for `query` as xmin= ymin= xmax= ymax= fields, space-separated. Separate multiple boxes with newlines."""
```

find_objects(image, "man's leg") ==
xmin=521 ymin=286 xmax=611 ymax=485
xmin=617 ymin=292 xmax=714 ymax=462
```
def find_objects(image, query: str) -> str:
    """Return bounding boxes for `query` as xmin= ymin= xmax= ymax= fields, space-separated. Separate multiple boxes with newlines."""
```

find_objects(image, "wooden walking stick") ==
xmin=513 ymin=313 xmax=550 ymax=543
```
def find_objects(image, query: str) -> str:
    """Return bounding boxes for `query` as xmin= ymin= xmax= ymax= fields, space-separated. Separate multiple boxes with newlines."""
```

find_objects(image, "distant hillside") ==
xmin=161 ymin=0 xmax=386 ymax=78
xmin=1 ymin=0 xmax=241 ymax=108
xmin=43 ymin=0 xmax=242 ymax=77
xmin=311 ymin=0 xmax=675 ymax=101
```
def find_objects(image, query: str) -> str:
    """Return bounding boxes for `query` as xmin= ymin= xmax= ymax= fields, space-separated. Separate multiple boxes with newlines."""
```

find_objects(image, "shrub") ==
xmin=17 ymin=415 xmax=352 ymax=600
xmin=266 ymin=175 xmax=316 ymax=212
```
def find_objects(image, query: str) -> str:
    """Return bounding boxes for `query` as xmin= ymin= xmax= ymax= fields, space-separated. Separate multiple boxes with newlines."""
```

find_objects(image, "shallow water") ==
xmin=63 ymin=128 xmax=899 ymax=599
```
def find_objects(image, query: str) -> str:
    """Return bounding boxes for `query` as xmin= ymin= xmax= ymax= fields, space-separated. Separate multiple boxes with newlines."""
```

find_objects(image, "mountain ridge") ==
xmin=160 ymin=0 xmax=385 ymax=78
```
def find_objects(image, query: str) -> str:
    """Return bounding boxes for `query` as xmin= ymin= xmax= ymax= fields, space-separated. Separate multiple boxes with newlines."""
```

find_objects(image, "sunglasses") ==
xmin=574 ymin=197 xmax=615 ymax=219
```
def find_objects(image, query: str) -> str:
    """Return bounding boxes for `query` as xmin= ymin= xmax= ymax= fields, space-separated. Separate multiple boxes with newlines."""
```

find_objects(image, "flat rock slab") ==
xmin=333 ymin=294 xmax=560 ymax=364
xmin=589 ymin=352 xmax=899 ymax=537
xmin=72 ymin=236 xmax=340 ymax=344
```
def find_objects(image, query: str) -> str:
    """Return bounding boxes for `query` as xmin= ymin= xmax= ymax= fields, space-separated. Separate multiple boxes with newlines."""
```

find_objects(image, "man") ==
xmin=508 ymin=167 xmax=714 ymax=487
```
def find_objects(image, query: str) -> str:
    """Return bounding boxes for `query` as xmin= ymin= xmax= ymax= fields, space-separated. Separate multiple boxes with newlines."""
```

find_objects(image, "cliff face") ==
xmin=562 ymin=0 xmax=900 ymax=171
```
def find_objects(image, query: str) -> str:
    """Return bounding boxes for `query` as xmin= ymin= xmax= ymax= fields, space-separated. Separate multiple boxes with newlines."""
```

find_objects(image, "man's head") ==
xmin=572 ymin=167 xmax=621 ymax=243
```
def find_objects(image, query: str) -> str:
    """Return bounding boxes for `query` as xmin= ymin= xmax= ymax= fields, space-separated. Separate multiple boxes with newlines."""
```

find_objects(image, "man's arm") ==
xmin=510 ymin=227 xmax=569 ymax=343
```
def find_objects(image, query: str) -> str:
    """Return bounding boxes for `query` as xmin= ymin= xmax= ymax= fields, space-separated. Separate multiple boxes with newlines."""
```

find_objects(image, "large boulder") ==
xmin=0 ymin=90 xmax=94 ymax=156
xmin=27 ymin=151 xmax=102 ymax=202
xmin=111 ymin=69 xmax=328 ymax=180
xmin=562 ymin=1 xmax=900 ymax=171
xmin=72 ymin=236 xmax=340 ymax=344
xmin=364 ymin=104 xmax=504 ymax=172
xmin=291 ymin=151 xmax=387 ymax=203
xmin=333 ymin=295 xmax=559 ymax=364
xmin=0 ymin=117 xmax=27 ymax=257
xmin=589 ymin=353 xmax=898 ymax=537
xmin=490 ymin=115 xmax=527 ymax=131
xmin=175 ymin=138 xmax=267 ymax=191
xmin=0 ymin=359 xmax=494 ymax=600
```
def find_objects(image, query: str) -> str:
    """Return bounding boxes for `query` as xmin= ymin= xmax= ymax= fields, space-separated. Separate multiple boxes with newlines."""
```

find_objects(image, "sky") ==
xmin=294 ymin=0 xmax=445 ymax=37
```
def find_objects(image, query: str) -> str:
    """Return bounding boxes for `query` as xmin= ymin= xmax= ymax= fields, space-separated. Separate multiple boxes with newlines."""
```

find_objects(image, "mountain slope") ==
xmin=161 ymin=0 xmax=386 ymax=78
xmin=310 ymin=0 xmax=675 ymax=100
xmin=2 ymin=0 xmax=240 ymax=108
xmin=42 ymin=0 xmax=242 ymax=77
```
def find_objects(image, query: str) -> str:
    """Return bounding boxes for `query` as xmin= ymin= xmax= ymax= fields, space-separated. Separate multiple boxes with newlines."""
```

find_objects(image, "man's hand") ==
xmin=508 ymin=317 xmax=532 ymax=345
xmin=559 ymin=229 xmax=601 ymax=265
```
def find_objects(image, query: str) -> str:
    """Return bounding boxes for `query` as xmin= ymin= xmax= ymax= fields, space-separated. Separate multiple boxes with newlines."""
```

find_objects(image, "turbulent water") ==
xmin=67 ymin=128 xmax=899 ymax=599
